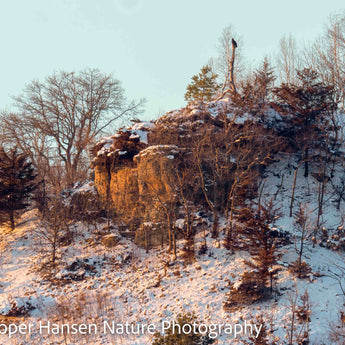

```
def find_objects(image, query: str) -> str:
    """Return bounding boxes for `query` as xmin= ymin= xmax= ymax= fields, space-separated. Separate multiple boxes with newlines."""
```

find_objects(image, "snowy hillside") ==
xmin=2 ymin=93 xmax=345 ymax=345
xmin=1 ymin=158 xmax=345 ymax=344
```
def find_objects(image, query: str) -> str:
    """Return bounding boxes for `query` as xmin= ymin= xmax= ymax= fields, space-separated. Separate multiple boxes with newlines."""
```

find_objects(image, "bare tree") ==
xmin=148 ymin=149 xmax=199 ymax=262
xmin=224 ymin=121 xmax=279 ymax=250
xmin=293 ymin=203 xmax=313 ymax=278
xmin=143 ymin=180 xmax=179 ymax=260
xmin=276 ymin=33 xmax=300 ymax=85
xmin=289 ymin=161 xmax=303 ymax=218
xmin=173 ymin=157 xmax=199 ymax=262
xmin=285 ymin=288 xmax=311 ymax=345
xmin=35 ymin=197 xmax=69 ymax=266
xmin=331 ymin=169 xmax=345 ymax=210
xmin=304 ymin=12 xmax=345 ymax=109
xmin=191 ymin=120 xmax=234 ymax=237
xmin=1 ymin=68 xmax=144 ymax=189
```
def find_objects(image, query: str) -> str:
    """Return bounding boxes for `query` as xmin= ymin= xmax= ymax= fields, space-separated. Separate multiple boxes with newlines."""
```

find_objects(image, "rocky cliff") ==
xmin=91 ymin=127 xmax=180 ymax=223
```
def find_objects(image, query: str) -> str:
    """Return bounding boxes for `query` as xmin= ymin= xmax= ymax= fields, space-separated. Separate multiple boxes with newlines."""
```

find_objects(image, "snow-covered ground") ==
xmin=2 ymin=108 xmax=345 ymax=343
xmin=1 ymin=165 xmax=345 ymax=345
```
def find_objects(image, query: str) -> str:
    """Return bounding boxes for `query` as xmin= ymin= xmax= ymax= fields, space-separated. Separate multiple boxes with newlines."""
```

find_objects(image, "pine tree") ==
xmin=224 ymin=201 xmax=282 ymax=311
xmin=0 ymin=147 xmax=38 ymax=230
xmin=238 ymin=200 xmax=282 ymax=294
xmin=254 ymin=57 xmax=276 ymax=115
xmin=291 ymin=203 xmax=312 ymax=278
xmin=184 ymin=65 xmax=219 ymax=104
xmin=272 ymin=68 xmax=337 ymax=177
xmin=235 ymin=58 xmax=275 ymax=122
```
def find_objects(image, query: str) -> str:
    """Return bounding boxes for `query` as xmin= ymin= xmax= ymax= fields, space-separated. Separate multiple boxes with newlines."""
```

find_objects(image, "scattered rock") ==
xmin=102 ymin=234 xmax=120 ymax=247
xmin=56 ymin=259 xmax=97 ymax=281
xmin=0 ymin=297 xmax=35 ymax=316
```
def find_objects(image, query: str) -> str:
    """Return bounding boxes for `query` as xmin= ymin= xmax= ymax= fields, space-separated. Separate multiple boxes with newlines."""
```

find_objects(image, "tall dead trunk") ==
xmin=144 ymin=226 xmax=149 ymax=253
xmin=217 ymin=37 xmax=238 ymax=99
xmin=51 ymin=230 xmax=58 ymax=265
xmin=229 ymin=39 xmax=237 ymax=94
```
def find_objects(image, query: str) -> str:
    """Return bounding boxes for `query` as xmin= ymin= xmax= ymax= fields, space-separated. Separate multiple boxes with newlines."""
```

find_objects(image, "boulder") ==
xmin=102 ymin=234 xmax=120 ymax=248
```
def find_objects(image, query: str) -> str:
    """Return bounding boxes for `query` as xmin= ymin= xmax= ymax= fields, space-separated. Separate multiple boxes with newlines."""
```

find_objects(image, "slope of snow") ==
xmin=3 ymin=115 xmax=345 ymax=343
xmin=1 ymin=176 xmax=345 ymax=345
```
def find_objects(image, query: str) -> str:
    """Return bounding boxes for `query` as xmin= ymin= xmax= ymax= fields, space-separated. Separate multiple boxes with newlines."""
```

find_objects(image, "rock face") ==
xmin=91 ymin=130 xmax=146 ymax=221
xmin=109 ymin=166 xmax=139 ymax=219
xmin=93 ymin=164 xmax=141 ymax=221
xmin=90 ymin=106 xmax=235 ymax=247
xmin=93 ymin=164 xmax=109 ymax=205
xmin=134 ymin=145 xmax=179 ymax=205
xmin=92 ymin=140 xmax=180 ymax=224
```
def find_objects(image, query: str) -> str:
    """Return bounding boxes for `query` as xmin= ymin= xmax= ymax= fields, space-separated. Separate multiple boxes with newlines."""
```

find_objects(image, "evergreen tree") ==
xmin=236 ymin=57 xmax=275 ymax=121
xmin=254 ymin=57 xmax=276 ymax=110
xmin=291 ymin=203 xmax=313 ymax=278
xmin=238 ymin=200 xmax=282 ymax=294
xmin=184 ymin=65 xmax=219 ymax=104
xmin=0 ymin=147 xmax=38 ymax=230
xmin=272 ymin=68 xmax=337 ymax=177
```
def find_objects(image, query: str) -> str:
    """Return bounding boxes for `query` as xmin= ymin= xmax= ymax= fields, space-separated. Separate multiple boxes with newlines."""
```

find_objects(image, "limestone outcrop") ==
xmin=134 ymin=145 xmax=179 ymax=205
xmin=91 ymin=128 xmax=180 ymax=223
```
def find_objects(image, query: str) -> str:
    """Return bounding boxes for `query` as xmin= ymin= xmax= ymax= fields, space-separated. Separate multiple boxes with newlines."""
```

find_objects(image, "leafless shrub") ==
xmin=284 ymin=288 xmax=311 ymax=345
xmin=34 ymin=197 xmax=70 ymax=267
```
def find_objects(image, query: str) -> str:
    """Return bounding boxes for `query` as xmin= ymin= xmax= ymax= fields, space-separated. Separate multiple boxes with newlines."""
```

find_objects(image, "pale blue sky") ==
xmin=0 ymin=0 xmax=344 ymax=120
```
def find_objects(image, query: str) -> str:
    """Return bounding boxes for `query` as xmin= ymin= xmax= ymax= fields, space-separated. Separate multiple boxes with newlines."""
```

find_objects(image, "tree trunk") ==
xmin=304 ymin=148 xmax=309 ymax=178
xmin=52 ymin=243 xmax=56 ymax=265
xmin=106 ymin=160 xmax=112 ymax=230
xmin=274 ymin=173 xmax=284 ymax=201
xmin=211 ymin=209 xmax=218 ymax=238
xmin=167 ymin=226 xmax=172 ymax=253
xmin=337 ymin=193 xmax=342 ymax=210
xmin=173 ymin=232 xmax=177 ymax=261
xmin=229 ymin=40 xmax=237 ymax=94
xmin=298 ymin=238 xmax=304 ymax=278
xmin=145 ymin=227 xmax=149 ymax=254
xmin=183 ymin=235 xmax=195 ymax=263
xmin=317 ymin=183 xmax=322 ymax=229
xmin=290 ymin=165 xmax=300 ymax=217
xmin=317 ymin=165 xmax=327 ymax=228
xmin=9 ymin=211 xmax=15 ymax=231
